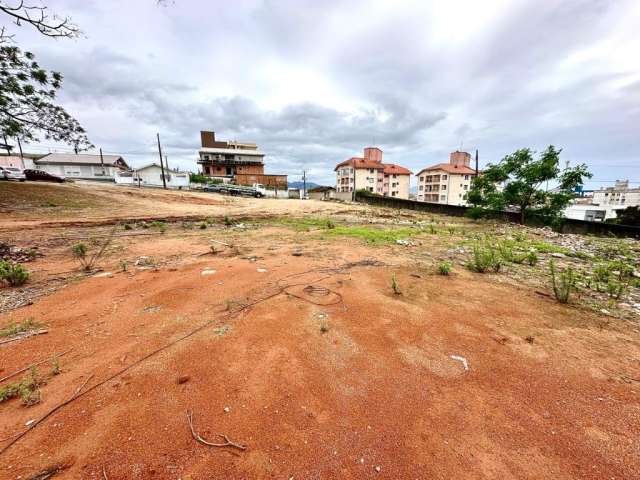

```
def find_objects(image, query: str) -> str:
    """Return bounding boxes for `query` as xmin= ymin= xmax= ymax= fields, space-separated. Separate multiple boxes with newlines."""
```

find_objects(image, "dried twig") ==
xmin=186 ymin=410 xmax=246 ymax=451
xmin=0 ymin=329 xmax=48 ymax=345
xmin=102 ymin=466 xmax=108 ymax=480
xmin=210 ymin=239 xmax=232 ymax=247
xmin=0 ymin=348 xmax=72 ymax=384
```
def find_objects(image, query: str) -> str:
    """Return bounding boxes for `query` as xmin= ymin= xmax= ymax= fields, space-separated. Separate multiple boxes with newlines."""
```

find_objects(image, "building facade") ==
xmin=592 ymin=180 xmax=640 ymax=212
xmin=416 ymin=151 xmax=477 ymax=205
xmin=115 ymin=163 xmax=190 ymax=189
xmin=334 ymin=147 xmax=412 ymax=199
xmin=197 ymin=131 xmax=286 ymax=189
xmin=34 ymin=153 xmax=129 ymax=180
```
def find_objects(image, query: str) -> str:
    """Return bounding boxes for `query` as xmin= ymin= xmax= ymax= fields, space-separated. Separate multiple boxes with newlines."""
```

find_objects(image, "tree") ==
xmin=0 ymin=1 xmax=91 ymax=149
xmin=466 ymin=146 xmax=592 ymax=224
xmin=617 ymin=206 xmax=640 ymax=226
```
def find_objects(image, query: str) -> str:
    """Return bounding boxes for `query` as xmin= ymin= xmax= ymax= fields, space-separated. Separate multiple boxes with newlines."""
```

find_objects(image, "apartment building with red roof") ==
xmin=416 ymin=151 xmax=478 ymax=205
xmin=334 ymin=147 xmax=412 ymax=199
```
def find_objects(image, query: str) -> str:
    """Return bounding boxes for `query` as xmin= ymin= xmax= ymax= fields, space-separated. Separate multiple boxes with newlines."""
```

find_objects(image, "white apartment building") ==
xmin=335 ymin=147 xmax=412 ymax=199
xmin=592 ymin=180 xmax=640 ymax=211
xmin=416 ymin=151 xmax=477 ymax=205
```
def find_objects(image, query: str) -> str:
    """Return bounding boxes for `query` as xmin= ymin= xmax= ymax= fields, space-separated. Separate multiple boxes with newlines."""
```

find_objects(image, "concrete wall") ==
xmin=355 ymin=192 xmax=640 ymax=238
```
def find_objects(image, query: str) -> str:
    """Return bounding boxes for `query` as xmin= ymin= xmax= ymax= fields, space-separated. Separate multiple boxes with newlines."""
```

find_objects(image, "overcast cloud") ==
xmin=5 ymin=0 xmax=640 ymax=186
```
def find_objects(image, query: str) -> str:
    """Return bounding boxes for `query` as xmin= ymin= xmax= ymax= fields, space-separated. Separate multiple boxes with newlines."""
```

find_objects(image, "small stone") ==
xmin=201 ymin=269 xmax=217 ymax=276
xmin=551 ymin=252 xmax=565 ymax=258
xmin=177 ymin=375 xmax=190 ymax=384
xmin=25 ymin=419 xmax=35 ymax=427
xmin=291 ymin=251 xmax=303 ymax=257
xmin=224 ymin=406 xmax=230 ymax=413
xmin=375 ymin=466 xmax=381 ymax=472
xmin=257 ymin=268 xmax=268 ymax=273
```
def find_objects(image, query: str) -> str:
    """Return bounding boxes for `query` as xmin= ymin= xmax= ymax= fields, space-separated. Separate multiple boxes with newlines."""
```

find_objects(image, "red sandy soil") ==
xmin=0 ymin=184 xmax=639 ymax=479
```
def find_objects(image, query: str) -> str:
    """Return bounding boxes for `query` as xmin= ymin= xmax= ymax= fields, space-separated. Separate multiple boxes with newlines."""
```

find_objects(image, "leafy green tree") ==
xmin=466 ymin=146 xmax=591 ymax=224
xmin=616 ymin=206 xmax=640 ymax=226
xmin=1 ymin=1 xmax=91 ymax=149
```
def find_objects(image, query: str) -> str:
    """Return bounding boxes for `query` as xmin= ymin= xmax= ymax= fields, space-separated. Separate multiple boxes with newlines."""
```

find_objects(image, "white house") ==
xmin=115 ymin=163 xmax=190 ymax=189
xmin=34 ymin=153 xmax=129 ymax=180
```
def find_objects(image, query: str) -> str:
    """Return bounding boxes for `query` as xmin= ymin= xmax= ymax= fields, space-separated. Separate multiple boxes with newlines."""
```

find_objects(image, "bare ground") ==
xmin=0 ymin=182 xmax=638 ymax=479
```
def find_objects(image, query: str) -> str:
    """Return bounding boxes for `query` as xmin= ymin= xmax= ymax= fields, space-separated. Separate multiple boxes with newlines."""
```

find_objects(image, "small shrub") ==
xmin=466 ymin=207 xmax=485 ymax=220
xmin=0 ymin=366 xmax=42 ymax=406
xmin=0 ymin=318 xmax=38 ymax=338
xmin=149 ymin=221 xmax=166 ymax=233
xmin=447 ymin=225 xmax=455 ymax=235
xmin=224 ymin=216 xmax=233 ymax=226
xmin=320 ymin=322 xmax=329 ymax=334
xmin=0 ymin=261 xmax=30 ymax=286
xmin=526 ymin=251 xmax=538 ymax=266
xmin=199 ymin=222 xmax=207 ymax=229
xmin=391 ymin=274 xmax=401 ymax=295
xmin=325 ymin=220 xmax=336 ymax=229
xmin=497 ymin=241 xmax=515 ymax=263
xmin=119 ymin=260 xmax=128 ymax=272
xmin=428 ymin=224 xmax=437 ymax=234
xmin=466 ymin=244 xmax=501 ymax=273
xmin=438 ymin=261 xmax=452 ymax=275
xmin=123 ymin=224 xmax=133 ymax=231
xmin=51 ymin=357 xmax=61 ymax=375
xmin=71 ymin=229 xmax=115 ymax=271
xmin=550 ymin=259 xmax=575 ymax=303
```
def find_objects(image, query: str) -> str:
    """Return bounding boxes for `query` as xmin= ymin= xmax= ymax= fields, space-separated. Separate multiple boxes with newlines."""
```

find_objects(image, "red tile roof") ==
xmin=416 ymin=163 xmax=477 ymax=176
xmin=335 ymin=158 xmax=411 ymax=174
xmin=383 ymin=163 xmax=412 ymax=175
xmin=334 ymin=157 xmax=384 ymax=171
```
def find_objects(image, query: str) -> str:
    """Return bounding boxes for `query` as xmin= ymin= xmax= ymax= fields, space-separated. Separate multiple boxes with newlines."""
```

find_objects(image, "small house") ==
xmin=34 ymin=153 xmax=129 ymax=180
xmin=115 ymin=163 xmax=190 ymax=189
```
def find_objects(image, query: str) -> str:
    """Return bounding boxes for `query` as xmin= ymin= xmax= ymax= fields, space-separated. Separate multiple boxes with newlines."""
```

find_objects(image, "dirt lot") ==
xmin=0 ymin=182 xmax=639 ymax=479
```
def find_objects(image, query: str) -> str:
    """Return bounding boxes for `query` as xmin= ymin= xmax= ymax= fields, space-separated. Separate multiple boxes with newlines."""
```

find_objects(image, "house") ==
xmin=416 ymin=151 xmax=478 ymax=205
xmin=0 ymin=153 xmax=40 ymax=170
xmin=308 ymin=186 xmax=336 ymax=201
xmin=115 ymin=163 xmax=190 ymax=189
xmin=334 ymin=147 xmax=412 ymax=199
xmin=34 ymin=153 xmax=129 ymax=180
xmin=197 ymin=131 xmax=287 ymax=189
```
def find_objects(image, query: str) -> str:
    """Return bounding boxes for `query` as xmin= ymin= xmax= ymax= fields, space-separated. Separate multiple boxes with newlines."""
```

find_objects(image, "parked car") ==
xmin=0 ymin=166 xmax=26 ymax=181
xmin=23 ymin=169 xmax=66 ymax=183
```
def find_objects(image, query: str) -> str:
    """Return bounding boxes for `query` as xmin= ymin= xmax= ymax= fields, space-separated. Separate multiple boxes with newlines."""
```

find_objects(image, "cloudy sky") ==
xmin=5 ymin=0 xmax=640 ymax=187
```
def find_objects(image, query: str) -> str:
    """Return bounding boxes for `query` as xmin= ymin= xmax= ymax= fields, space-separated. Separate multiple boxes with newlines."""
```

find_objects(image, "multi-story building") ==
xmin=334 ymin=147 xmax=411 ymax=198
xmin=416 ymin=151 xmax=477 ymax=205
xmin=592 ymin=180 xmax=640 ymax=211
xmin=197 ymin=131 xmax=286 ymax=189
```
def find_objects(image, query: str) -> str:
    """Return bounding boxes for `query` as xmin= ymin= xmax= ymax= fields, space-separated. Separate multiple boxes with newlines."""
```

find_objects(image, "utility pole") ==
xmin=302 ymin=170 xmax=307 ymax=199
xmin=2 ymin=134 xmax=11 ymax=155
xmin=16 ymin=137 xmax=24 ymax=163
xmin=156 ymin=133 xmax=167 ymax=189
xmin=99 ymin=148 xmax=105 ymax=176
xmin=475 ymin=149 xmax=479 ymax=175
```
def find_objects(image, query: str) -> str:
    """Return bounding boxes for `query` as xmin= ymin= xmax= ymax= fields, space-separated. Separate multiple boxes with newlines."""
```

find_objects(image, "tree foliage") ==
xmin=466 ymin=146 xmax=592 ymax=224
xmin=0 ymin=1 xmax=90 ymax=149
xmin=616 ymin=206 xmax=640 ymax=226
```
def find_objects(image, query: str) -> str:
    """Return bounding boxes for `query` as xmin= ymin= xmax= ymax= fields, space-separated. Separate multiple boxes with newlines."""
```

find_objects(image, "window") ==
xmin=442 ymin=175 xmax=447 ymax=180
xmin=420 ymin=176 xmax=424 ymax=182
xmin=442 ymin=185 xmax=446 ymax=190
xmin=441 ymin=195 xmax=446 ymax=201
xmin=368 ymin=187 xmax=373 ymax=192
xmin=464 ymin=175 xmax=469 ymax=180
xmin=369 ymin=169 xmax=374 ymax=173
xmin=392 ymin=192 xmax=396 ymax=197
xmin=419 ymin=185 xmax=423 ymax=191
xmin=204 ymin=155 xmax=210 ymax=161
xmin=463 ymin=185 xmax=468 ymax=190
xmin=393 ymin=174 xmax=397 ymax=179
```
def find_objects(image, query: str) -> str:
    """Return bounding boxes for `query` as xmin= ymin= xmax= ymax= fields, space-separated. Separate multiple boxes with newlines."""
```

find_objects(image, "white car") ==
xmin=0 ymin=166 xmax=26 ymax=181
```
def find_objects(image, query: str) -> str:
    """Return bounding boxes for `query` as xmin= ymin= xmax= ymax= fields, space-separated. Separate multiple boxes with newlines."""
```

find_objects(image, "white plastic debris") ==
xmin=201 ymin=269 xmax=217 ymax=276
xmin=223 ymin=406 xmax=230 ymax=413
xmin=25 ymin=419 xmax=35 ymax=427
xmin=450 ymin=355 xmax=469 ymax=371
xmin=257 ymin=268 xmax=268 ymax=273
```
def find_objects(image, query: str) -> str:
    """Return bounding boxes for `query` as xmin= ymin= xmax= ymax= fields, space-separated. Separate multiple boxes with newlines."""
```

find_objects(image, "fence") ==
xmin=354 ymin=192 xmax=640 ymax=238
